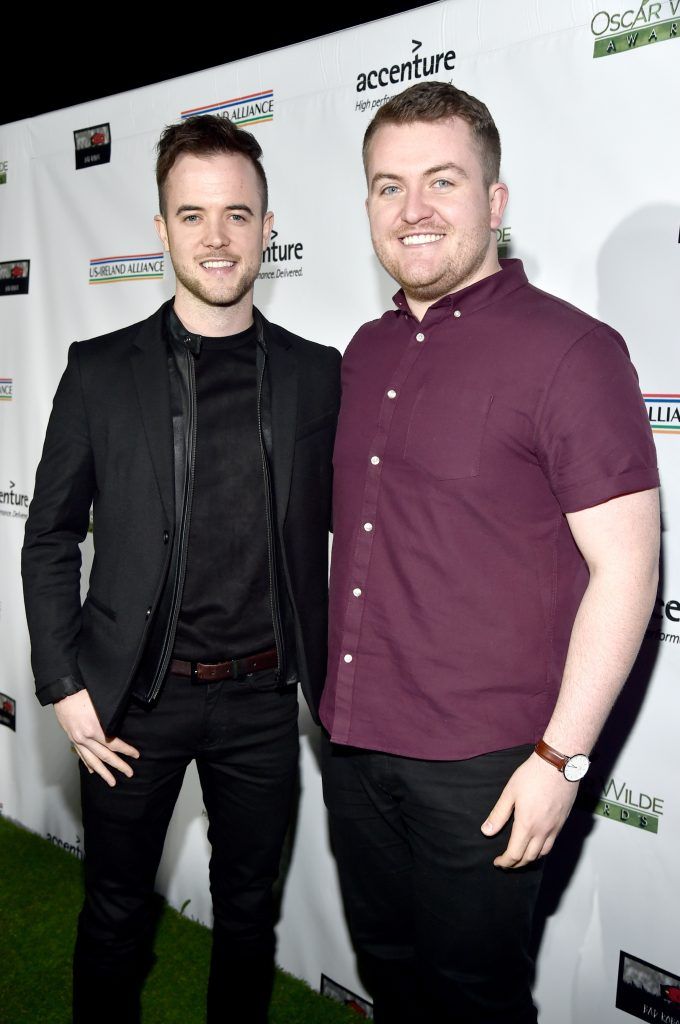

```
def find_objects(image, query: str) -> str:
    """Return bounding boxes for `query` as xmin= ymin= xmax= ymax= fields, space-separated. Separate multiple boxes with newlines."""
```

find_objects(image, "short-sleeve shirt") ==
xmin=320 ymin=259 xmax=658 ymax=761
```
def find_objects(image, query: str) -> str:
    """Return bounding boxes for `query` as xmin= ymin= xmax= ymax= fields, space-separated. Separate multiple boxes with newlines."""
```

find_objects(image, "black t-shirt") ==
xmin=173 ymin=324 xmax=274 ymax=661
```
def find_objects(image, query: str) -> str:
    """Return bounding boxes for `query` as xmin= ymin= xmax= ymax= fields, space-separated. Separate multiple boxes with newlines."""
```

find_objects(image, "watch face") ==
xmin=564 ymin=753 xmax=590 ymax=782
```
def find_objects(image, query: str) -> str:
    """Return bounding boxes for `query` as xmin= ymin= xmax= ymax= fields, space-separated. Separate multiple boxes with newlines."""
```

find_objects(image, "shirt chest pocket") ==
xmin=403 ymin=385 xmax=494 ymax=480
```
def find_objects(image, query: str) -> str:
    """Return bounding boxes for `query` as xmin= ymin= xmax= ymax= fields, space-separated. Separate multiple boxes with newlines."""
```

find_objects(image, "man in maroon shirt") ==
xmin=320 ymin=82 xmax=659 ymax=1023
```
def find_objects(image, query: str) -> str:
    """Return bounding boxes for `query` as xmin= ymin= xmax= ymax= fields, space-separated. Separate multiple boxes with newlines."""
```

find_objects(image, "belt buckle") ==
xmin=230 ymin=657 xmax=243 ymax=681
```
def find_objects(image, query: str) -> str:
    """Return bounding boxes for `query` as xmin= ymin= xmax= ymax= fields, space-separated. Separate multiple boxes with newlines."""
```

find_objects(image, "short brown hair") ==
xmin=363 ymin=82 xmax=501 ymax=187
xmin=156 ymin=114 xmax=269 ymax=217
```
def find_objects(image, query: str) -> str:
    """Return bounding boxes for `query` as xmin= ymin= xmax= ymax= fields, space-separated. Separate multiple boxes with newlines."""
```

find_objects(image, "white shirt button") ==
xmin=387 ymin=389 xmax=397 ymax=399
xmin=353 ymin=587 xmax=362 ymax=597
xmin=416 ymin=332 xmax=425 ymax=342
xmin=344 ymin=653 xmax=353 ymax=663
xmin=453 ymin=309 xmax=462 ymax=318
xmin=363 ymin=522 xmax=373 ymax=532
xmin=370 ymin=455 xmax=380 ymax=465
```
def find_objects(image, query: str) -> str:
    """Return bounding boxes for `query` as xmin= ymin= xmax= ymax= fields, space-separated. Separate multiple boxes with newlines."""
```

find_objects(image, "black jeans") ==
xmin=321 ymin=738 xmax=544 ymax=1024
xmin=73 ymin=671 xmax=298 ymax=1024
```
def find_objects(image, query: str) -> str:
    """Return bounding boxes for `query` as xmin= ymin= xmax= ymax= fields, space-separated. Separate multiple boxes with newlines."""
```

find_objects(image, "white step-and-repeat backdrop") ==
xmin=1 ymin=1 xmax=678 ymax=1019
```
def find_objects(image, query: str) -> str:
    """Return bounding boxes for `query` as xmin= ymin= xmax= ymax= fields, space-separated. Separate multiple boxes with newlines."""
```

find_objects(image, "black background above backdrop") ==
xmin=2 ymin=5 xmax=432 ymax=125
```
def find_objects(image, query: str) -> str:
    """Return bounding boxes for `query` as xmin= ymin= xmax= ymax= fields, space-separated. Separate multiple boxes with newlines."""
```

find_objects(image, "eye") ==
xmin=432 ymin=178 xmax=452 ymax=189
xmin=380 ymin=184 xmax=400 ymax=196
xmin=229 ymin=213 xmax=246 ymax=222
xmin=183 ymin=214 xmax=200 ymax=223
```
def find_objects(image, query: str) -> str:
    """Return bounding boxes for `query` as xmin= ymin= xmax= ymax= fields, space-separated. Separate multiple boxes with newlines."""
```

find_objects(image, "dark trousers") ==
xmin=73 ymin=671 xmax=299 ymax=1024
xmin=321 ymin=738 xmax=544 ymax=1024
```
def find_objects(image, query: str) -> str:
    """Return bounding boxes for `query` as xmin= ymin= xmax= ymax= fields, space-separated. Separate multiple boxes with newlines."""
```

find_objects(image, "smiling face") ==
xmin=154 ymin=151 xmax=272 ymax=331
xmin=365 ymin=118 xmax=508 ymax=319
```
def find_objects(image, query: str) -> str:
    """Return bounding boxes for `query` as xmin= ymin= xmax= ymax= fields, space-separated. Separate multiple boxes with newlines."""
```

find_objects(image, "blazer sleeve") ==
xmin=21 ymin=342 xmax=95 ymax=704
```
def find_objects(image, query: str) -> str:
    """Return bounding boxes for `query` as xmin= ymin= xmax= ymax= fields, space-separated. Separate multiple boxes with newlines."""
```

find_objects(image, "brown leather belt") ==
xmin=169 ymin=647 xmax=278 ymax=681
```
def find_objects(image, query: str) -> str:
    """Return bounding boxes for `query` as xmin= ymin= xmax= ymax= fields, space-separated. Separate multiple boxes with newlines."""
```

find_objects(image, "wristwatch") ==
xmin=534 ymin=739 xmax=590 ymax=782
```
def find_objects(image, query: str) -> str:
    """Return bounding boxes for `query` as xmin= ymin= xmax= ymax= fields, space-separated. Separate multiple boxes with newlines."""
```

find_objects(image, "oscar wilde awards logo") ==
xmin=496 ymin=227 xmax=512 ymax=259
xmin=616 ymin=951 xmax=680 ymax=1022
xmin=258 ymin=229 xmax=304 ymax=281
xmin=73 ymin=123 xmax=111 ymax=170
xmin=643 ymin=393 xmax=680 ymax=435
xmin=582 ymin=772 xmax=665 ymax=833
xmin=354 ymin=39 xmax=456 ymax=114
xmin=180 ymin=90 xmax=274 ymax=128
xmin=0 ymin=378 xmax=12 ymax=401
xmin=0 ymin=260 xmax=30 ymax=296
xmin=0 ymin=480 xmax=30 ymax=519
xmin=591 ymin=1 xmax=679 ymax=57
xmin=89 ymin=252 xmax=164 ymax=284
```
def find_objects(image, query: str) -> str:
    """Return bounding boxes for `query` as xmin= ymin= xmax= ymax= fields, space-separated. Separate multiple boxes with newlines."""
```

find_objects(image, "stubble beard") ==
xmin=171 ymin=254 xmax=261 ymax=309
xmin=373 ymin=226 xmax=492 ymax=303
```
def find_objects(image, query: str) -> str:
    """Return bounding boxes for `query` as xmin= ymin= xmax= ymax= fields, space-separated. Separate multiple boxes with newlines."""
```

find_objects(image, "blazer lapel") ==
xmin=257 ymin=310 xmax=298 ymax=531
xmin=130 ymin=304 xmax=174 ymax=520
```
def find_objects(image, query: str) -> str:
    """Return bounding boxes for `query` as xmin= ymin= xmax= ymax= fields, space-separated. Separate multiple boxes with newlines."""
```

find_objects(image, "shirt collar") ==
xmin=165 ymin=302 xmax=203 ymax=355
xmin=392 ymin=258 xmax=529 ymax=324
xmin=165 ymin=302 xmax=260 ymax=355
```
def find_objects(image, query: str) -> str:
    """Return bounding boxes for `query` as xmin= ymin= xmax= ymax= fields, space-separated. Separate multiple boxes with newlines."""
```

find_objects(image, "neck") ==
xmin=405 ymin=251 xmax=502 ymax=322
xmin=172 ymin=289 xmax=254 ymax=337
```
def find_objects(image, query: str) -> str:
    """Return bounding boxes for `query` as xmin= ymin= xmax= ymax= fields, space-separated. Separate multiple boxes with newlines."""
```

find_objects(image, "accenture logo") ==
xmin=645 ymin=592 xmax=680 ymax=646
xmin=181 ymin=90 xmax=274 ymax=128
xmin=0 ymin=480 xmax=30 ymax=519
xmin=258 ymin=229 xmax=304 ymax=281
xmin=89 ymin=252 xmax=164 ymax=284
xmin=591 ymin=1 xmax=679 ymax=57
xmin=355 ymin=39 xmax=455 ymax=113
xmin=46 ymin=832 xmax=83 ymax=860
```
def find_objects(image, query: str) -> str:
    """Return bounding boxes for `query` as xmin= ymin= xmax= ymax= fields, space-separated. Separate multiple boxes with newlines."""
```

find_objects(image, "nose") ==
xmin=400 ymin=188 xmax=435 ymax=225
xmin=203 ymin=216 xmax=231 ymax=249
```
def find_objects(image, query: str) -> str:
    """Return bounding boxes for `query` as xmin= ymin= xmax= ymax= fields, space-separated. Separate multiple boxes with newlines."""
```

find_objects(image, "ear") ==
xmin=262 ymin=211 xmax=274 ymax=250
xmin=489 ymin=182 xmax=509 ymax=231
xmin=154 ymin=214 xmax=169 ymax=251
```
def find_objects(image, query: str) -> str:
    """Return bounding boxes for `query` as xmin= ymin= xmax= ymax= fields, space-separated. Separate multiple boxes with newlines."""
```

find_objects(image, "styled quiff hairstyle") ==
xmin=363 ymin=81 xmax=501 ymax=188
xmin=156 ymin=114 xmax=269 ymax=217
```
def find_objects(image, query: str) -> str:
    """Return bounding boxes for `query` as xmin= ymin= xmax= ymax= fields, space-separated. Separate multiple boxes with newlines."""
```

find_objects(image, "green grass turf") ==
xmin=0 ymin=816 xmax=357 ymax=1023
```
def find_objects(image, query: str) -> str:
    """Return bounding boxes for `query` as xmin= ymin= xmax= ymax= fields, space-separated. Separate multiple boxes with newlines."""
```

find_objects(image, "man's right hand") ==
xmin=54 ymin=690 xmax=140 ymax=787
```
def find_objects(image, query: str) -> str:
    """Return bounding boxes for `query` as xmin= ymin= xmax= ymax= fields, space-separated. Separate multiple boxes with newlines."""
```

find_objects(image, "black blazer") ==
xmin=22 ymin=302 xmax=341 ymax=732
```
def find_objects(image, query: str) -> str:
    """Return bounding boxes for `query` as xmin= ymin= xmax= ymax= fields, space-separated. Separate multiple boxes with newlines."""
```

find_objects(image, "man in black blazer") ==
xmin=22 ymin=115 xmax=340 ymax=1024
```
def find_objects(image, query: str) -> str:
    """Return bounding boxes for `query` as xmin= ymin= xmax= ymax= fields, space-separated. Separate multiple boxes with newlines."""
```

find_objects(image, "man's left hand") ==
xmin=480 ymin=752 xmax=579 ymax=868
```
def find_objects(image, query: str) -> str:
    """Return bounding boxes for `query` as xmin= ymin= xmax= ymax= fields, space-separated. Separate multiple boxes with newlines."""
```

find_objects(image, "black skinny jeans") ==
xmin=74 ymin=671 xmax=298 ymax=1024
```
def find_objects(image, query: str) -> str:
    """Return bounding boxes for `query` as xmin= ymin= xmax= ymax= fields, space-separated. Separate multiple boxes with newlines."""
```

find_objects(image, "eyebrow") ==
xmin=370 ymin=162 xmax=469 ymax=191
xmin=174 ymin=203 xmax=255 ymax=217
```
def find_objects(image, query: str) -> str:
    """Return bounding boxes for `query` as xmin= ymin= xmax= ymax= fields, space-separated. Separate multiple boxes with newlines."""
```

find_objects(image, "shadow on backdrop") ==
xmin=531 ymin=204 xmax=675 ymax=959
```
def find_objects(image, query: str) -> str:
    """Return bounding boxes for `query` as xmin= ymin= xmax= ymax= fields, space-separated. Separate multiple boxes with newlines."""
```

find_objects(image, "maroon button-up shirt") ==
xmin=320 ymin=260 xmax=659 ymax=761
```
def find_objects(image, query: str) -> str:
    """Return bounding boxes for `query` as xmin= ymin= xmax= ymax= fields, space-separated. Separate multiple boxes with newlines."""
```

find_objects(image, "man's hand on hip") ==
xmin=480 ymin=752 xmax=578 ymax=868
xmin=54 ymin=689 xmax=140 ymax=787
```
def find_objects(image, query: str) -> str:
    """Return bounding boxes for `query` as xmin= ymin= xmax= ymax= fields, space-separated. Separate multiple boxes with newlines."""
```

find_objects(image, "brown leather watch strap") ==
xmin=534 ymin=739 xmax=569 ymax=772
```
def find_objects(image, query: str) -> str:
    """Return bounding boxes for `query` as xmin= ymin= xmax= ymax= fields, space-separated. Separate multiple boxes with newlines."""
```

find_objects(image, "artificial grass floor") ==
xmin=0 ymin=815 xmax=357 ymax=1023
